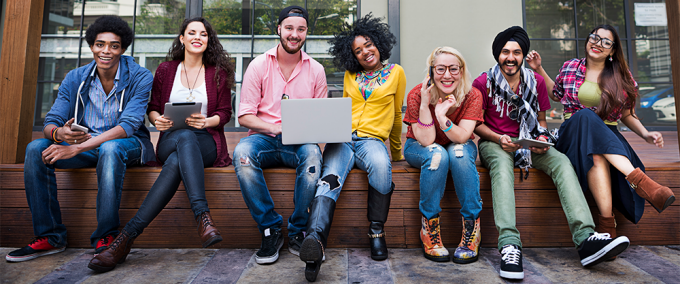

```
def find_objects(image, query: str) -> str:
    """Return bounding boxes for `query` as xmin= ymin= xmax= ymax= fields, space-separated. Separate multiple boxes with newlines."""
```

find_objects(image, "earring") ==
xmin=608 ymin=55 xmax=612 ymax=62
xmin=181 ymin=42 xmax=184 ymax=49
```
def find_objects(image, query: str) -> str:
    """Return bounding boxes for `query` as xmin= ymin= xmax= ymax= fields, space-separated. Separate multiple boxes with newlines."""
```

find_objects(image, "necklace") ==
xmin=182 ymin=61 xmax=203 ymax=102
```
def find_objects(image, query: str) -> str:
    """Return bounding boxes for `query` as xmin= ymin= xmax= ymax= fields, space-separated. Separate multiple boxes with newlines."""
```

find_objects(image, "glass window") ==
xmin=633 ymin=39 xmax=672 ymax=83
xmin=575 ymin=0 xmax=627 ymax=38
xmin=203 ymin=0 xmax=246 ymax=35
xmin=632 ymin=0 xmax=667 ymax=39
xmin=135 ymin=0 xmax=187 ymax=35
xmin=525 ymin=0 xmax=575 ymax=39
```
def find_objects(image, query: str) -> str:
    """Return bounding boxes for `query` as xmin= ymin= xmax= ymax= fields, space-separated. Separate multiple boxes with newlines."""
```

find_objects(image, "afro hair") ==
xmin=328 ymin=13 xmax=396 ymax=73
xmin=85 ymin=15 xmax=134 ymax=50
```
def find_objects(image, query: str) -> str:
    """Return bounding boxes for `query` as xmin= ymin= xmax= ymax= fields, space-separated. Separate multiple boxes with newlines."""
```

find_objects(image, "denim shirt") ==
xmin=84 ymin=62 xmax=121 ymax=136
xmin=43 ymin=55 xmax=155 ymax=164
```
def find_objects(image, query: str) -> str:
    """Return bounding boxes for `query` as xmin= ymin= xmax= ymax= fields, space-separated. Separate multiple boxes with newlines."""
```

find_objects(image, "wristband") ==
xmin=51 ymin=127 xmax=63 ymax=143
xmin=498 ymin=134 xmax=509 ymax=145
xmin=441 ymin=120 xmax=453 ymax=132
xmin=417 ymin=118 xmax=434 ymax=128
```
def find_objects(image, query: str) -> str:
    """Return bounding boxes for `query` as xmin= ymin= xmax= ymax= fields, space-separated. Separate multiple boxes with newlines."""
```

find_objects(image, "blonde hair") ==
xmin=425 ymin=46 xmax=472 ymax=107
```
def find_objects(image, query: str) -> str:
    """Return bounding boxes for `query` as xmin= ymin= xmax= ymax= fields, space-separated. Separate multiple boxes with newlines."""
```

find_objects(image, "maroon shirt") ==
xmin=148 ymin=60 xmax=233 ymax=167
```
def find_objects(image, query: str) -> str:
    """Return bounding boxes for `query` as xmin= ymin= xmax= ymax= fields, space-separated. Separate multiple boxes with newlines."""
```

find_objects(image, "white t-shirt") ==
xmin=169 ymin=63 xmax=208 ymax=116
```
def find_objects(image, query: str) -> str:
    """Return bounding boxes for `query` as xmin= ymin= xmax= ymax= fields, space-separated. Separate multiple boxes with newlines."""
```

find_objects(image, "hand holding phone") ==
xmin=70 ymin=123 xmax=89 ymax=133
xmin=426 ymin=67 xmax=434 ymax=87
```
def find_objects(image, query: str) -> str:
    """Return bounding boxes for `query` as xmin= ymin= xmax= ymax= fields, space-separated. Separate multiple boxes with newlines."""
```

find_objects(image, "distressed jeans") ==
xmin=24 ymin=137 xmax=142 ymax=248
xmin=233 ymin=134 xmax=322 ymax=237
xmin=404 ymin=138 xmax=482 ymax=220
xmin=478 ymin=139 xmax=595 ymax=250
xmin=315 ymin=133 xmax=393 ymax=201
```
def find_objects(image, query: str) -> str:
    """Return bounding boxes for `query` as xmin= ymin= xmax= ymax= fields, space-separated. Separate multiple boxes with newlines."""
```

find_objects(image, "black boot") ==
xmin=368 ymin=183 xmax=393 ymax=261
xmin=299 ymin=196 xmax=336 ymax=282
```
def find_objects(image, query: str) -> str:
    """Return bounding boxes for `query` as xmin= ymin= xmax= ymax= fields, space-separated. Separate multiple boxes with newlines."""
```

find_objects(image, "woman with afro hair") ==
xmin=298 ymin=14 xmax=405 ymax=282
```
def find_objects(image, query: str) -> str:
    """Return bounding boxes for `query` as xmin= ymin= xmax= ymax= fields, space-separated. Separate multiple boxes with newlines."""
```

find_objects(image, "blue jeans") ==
xmin=233 ymin=134 xmax=322 ymax=237
xmin=24 ymin=138 xmax=142 ymax=248
xmin=124 ymin=129 xmax=216 ymax=236
xmin=315 ymin=134 xmax=393 ymax=201
xmin=404 ymin=138 xmax=482 ymax=220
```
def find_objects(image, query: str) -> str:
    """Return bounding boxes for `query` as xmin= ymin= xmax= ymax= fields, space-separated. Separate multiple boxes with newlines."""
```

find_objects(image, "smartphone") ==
xmin=71 ymin=123 xmax=89 ymax=133
xmin=426 ymin=67 xmax=434 ymax=87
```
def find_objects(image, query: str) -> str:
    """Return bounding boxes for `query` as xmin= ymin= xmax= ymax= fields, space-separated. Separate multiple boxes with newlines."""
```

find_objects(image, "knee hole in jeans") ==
xmin=319 ymin=174 xmax=341 ymax=191
xmin=426 ymin=144 xmax=444 ymax=170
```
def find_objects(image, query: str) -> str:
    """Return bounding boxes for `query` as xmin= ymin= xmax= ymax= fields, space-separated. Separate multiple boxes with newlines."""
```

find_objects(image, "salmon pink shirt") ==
xmin=238 ymin=45 xmax=328 ymax=136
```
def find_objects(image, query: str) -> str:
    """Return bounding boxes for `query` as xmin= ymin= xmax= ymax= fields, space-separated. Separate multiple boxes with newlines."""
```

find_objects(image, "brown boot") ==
xmin=88 ymin=229 xmax=136 ymax=273
xmin=626 ymin=168 xmax=676 ymax=213
xmin=197 ymin=212 xmax=222 ymax=248
xmin=596 ymin=214 xmax=617 ymax=260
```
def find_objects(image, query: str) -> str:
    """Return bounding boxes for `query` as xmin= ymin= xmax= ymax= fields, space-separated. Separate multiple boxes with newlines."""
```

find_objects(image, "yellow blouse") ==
xmin=564 ymin=79 xmax=617 ymax=125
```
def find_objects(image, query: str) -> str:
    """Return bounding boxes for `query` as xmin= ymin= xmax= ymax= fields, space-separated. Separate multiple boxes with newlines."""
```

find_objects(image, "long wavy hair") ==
xmin=587 ymin=24 xmax=638 ymax=119
xmin=425 ymin=46 xmax=472 ymax=108
xmin=167 ymin=17 xmax=235 ymax=89
xmin=328 ymin=13 xmax=396 ymax=73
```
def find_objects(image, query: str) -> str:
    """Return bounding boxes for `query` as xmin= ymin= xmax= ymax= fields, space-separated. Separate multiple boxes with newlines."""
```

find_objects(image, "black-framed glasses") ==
xmin=588 ymin=34 xmax=614 ymax=49
xmin=431 ymin=64 xmax=461 ymax=75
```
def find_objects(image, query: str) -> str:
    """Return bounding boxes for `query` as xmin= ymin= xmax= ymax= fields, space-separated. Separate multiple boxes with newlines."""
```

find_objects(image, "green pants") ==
xmin=478 ymin=139 xmax=595 ymax=250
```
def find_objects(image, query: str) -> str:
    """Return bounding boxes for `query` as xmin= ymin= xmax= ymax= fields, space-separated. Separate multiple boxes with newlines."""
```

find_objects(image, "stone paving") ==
xmin=1 ymin=246 xmax=679 ymax=283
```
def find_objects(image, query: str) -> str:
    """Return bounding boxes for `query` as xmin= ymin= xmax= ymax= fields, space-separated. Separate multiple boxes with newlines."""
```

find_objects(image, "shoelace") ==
xmin=501 ymin=245 xmax=521 ymax=265
xmin=427 ymin=220 xmax=442 ymax=245
xmin=200 ymin=213 xmax=214 ymax=228
xmin=461 ymin=222 xmax=475 ymax=247
xmin=587 ymin=232 xmax=612 ymax=241
xmin=107 ymin=233 xmax=127 ymax=251
xmin=263 ymin=230 xmax=278 ymax=248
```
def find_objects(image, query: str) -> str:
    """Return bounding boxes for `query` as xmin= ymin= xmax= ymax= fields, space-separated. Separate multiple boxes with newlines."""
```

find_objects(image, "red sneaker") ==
xmin=95 ymin=234 xmax=115 ymax=254
xmin=5 ymin=237 xmax=65 ymax=262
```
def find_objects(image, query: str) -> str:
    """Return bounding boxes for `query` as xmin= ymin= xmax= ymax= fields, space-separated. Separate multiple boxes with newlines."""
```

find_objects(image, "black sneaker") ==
xmin=288 ymin=233 xmax=304 ymax=256
xmin=579 ymin=232 xmax=630 ymax=267
xmin=255 ymin=228 xmax=283 ymax=264
xmin=499 ymin=244 xmax=524 ymax=280
xmin=6 ymin=237 xmax=66 ymax=262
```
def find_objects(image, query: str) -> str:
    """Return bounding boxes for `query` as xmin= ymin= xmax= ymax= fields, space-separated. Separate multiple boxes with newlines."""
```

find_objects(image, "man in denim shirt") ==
xmin=6 ymin=16 xmax=154 ymax=262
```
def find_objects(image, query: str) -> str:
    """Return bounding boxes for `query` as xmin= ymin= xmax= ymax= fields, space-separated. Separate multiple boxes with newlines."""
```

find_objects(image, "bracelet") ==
xmin=498 ymin=134 xmax=509 ymax=144
xmin=417 ymin=118 xmax=434 ymax=128
xmin=441 ymin=120 xmax=453 ymax=132
xmin=51 ymin=127 xmax=63 ymax=143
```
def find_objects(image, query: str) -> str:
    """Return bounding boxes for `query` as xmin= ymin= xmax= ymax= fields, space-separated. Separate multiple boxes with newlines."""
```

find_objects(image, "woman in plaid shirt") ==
xmin=529 ymin=24 xmax=675 ymax=241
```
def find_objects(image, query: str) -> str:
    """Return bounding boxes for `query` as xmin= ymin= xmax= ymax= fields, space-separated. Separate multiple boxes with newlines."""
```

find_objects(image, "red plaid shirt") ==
xmin=553 ymin=58 xmax=637 ymax=122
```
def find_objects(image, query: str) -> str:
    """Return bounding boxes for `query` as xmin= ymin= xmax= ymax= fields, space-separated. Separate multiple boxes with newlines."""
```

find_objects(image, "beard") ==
xmin=500 ymin=59 xmax=522 ymax=77
xmin=280 ymin=36 xmax=305 ymax=54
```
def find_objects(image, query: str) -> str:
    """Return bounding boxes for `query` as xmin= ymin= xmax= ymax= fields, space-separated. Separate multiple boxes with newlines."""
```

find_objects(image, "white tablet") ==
xmin=163 ymin=102 xmax=202 ymax=132
xmin=515 ymin=138 xmax=554 ymax=148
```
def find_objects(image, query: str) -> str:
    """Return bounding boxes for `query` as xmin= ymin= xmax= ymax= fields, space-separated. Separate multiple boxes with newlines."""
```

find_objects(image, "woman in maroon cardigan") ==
xmin=88 ymin=17 xmax=234 ymax=272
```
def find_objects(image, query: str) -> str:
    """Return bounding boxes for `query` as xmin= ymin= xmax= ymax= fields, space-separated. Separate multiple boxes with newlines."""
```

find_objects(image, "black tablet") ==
xmin=163 ymin=102 xmax=202 ymax=131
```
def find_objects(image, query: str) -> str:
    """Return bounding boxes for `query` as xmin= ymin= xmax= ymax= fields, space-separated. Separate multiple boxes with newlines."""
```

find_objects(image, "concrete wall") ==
xmin=399 ymin=0 xmax=523 ymax=93
xmin=360 ymin=0 xmax=388 ymax=22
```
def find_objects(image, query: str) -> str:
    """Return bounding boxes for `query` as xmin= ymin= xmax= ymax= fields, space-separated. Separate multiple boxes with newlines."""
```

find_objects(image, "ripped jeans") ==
xmin=315 ymin=133 xmax=392 ymax=201
xmin=404 ymin=138 xmax=482 ymax=221
xmin=233 ymin=134 xmax=322 ymax=237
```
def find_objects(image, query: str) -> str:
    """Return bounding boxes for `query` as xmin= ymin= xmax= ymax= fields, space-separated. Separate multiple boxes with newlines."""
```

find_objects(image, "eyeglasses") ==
xmin=431 ymin=65 xmax=461 ymax=75
xmin=588 ymin=34 xmax=614 ymax=49
xmin=509 ymin=94 xmax=522 ymax=120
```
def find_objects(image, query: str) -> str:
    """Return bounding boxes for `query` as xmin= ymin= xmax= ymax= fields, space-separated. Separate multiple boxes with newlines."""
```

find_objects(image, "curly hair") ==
xmin=328 ymin=13 xmax=396 ymax=73
xmin=167 ymin=17 xmax=235 ymax=90
xmin=85 ymin=15 xmax=134 ymax=49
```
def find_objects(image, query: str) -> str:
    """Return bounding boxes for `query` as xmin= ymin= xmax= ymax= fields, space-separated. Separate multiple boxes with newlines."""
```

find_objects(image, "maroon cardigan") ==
xmin=148 ymin=60 xmax=233 ymax=167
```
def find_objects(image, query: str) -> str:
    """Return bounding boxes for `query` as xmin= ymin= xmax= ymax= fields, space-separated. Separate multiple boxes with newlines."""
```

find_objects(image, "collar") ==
xmin=89 ymin=61 xmax=121 ymax=82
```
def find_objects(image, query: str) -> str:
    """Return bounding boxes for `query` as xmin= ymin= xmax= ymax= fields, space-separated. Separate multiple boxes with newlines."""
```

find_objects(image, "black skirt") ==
xmin=555 ymin=108 xmax=645 ymax=224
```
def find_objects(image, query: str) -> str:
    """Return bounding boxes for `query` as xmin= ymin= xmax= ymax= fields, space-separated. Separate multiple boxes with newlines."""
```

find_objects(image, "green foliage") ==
xmin=136 ymin=0 xmax=187 ymax=35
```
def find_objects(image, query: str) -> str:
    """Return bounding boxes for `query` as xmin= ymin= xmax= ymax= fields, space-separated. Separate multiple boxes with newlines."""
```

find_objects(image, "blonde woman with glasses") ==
xmin=402 ymin=46 xmax=484 ymax=264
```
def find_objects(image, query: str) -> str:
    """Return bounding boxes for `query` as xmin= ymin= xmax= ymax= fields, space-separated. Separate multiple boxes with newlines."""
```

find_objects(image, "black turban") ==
xmin=492 ymin=26 xmax=530 ymax=63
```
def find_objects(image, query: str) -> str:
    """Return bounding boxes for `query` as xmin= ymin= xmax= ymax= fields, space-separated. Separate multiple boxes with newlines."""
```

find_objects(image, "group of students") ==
xmin=5 ymin=5 xmax=676 ymax=282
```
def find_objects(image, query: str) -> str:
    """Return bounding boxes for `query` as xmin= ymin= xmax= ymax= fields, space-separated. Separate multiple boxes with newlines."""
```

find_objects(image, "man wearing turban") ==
xmin=472 ymin=26 xmax=630 ymax=280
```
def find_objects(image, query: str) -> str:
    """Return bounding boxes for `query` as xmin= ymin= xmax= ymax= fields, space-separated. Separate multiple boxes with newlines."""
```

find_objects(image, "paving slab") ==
xmin=81 ymin=249 xmax=217 ymax=284
xmin=522 ymin=247 xmax=663 ymax=284
xmin=237 ymin=249 xmax=348 ymax=283
xmin=192 ymin=249 xmax=255 ymax=284
xmin=0 ymin=248 xmax=88 ymax=284
xmin=389 ymin=248 xmax=503 ymax=284
xmin=643 ymin=245 xmax=680 ymax=268
xmin=347 ymin=248 xmax=394 ymax=284
xmin=35 ymin=251 xmax=97 ymax=284
xmin=618 ymin=246 xmax=680 ymax=284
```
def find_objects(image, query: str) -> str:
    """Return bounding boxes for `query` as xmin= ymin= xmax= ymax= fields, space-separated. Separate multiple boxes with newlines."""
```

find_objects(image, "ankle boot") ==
xmin=453 ymin=217 xmax=481 ymax=264
xmin=596 ymin=213 xmax=617 ymax=261
xmin=367 ymin=183 xmax=393 ymax=261
xmin=626 ymin=168 xmax=676 ymax=213
xmin=88 ymin=229 xmax=137 ymax=273
xmin=299 ymin=196 xmax=336 ymax=282
xmin=197 ymin=211 xmax=222 ymax=248
xmin=421 ymin=215 xmax=449 ymax=262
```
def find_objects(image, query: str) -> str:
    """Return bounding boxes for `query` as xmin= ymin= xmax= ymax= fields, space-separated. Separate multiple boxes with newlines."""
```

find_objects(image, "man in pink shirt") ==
xmin=233 ymin=5 xmax=328 ymax=265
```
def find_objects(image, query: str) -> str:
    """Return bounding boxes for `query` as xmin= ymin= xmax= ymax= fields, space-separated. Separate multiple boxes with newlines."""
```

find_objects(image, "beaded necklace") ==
xmin=355 ymin=64 xmax=394 ymax=100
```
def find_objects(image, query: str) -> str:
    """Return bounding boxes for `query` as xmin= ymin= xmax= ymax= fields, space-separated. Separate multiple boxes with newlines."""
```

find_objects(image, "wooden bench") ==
xmin=1 ymin=133 xmax=678 ymax=249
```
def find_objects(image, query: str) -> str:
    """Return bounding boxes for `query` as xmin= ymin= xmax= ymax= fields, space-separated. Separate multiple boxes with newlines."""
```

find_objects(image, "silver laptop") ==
xmin=281 ymin=97 xmax=352 ymax=145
